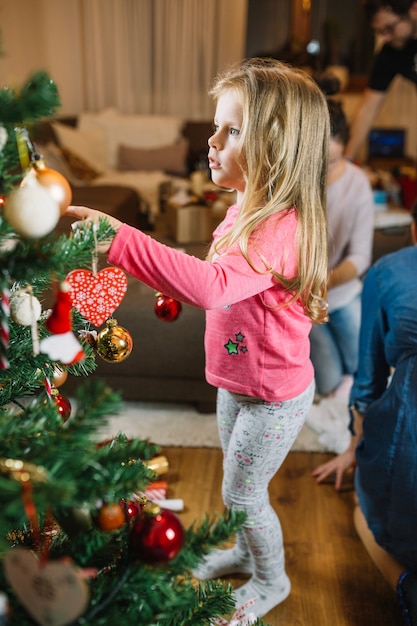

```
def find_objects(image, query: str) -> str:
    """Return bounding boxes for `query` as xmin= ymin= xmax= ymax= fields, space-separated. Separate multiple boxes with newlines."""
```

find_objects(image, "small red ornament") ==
xmin=203 ymin=189 xmax=219 ymax=204
xmin=130 ymin=503 xmax=184 ymax=564
xmin=51 ymin=388 xmax=71 ymax=421
xmin=120 ymin=498 xmax=143 ymax=523
xmin=154 ymin=292 xmax=182 ymax=322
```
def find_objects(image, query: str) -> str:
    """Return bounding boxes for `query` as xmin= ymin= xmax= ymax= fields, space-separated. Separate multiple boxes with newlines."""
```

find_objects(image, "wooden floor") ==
xmin=161 ymin=447 xmax=404 ymax=626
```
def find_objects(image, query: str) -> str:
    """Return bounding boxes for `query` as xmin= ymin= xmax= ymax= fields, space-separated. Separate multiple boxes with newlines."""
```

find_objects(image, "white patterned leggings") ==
xmin=216 ymin=381 xmax=315 ymax=583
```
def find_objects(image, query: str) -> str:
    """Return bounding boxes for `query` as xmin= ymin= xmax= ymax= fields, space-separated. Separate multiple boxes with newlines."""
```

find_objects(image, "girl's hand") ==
xmin=65 ymin=205 xmax=123 ymax=254
xmin=65 ymin=205 xmax=123 ymax=233
xmin=312 ymin=445 xmax=357 ymax=491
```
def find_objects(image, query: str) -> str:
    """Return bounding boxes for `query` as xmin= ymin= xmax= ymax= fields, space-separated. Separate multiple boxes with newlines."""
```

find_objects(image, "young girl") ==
xmin=66 ymin=57 xmax=330 ymax=622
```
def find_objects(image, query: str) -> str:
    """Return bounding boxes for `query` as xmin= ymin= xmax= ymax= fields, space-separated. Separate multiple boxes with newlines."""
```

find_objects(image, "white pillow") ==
xmin=78 ymin=110 xmax=185 ymax=169
xmin=51 ymin=122 xmax=108 ymax=172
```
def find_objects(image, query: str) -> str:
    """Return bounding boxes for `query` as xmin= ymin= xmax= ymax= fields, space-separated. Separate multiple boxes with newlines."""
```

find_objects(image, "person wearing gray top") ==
xmin=310 ymin=100 xmax=375 ymax=398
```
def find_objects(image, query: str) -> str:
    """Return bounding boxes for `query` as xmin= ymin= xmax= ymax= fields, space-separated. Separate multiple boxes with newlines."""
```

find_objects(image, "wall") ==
xmin=0 ymin=0 xmax=84 ymax=114
xmin=340 ymin=77 xmax=417 ymax=161
xmin=0 ymin=0 xmax=416 ymax=159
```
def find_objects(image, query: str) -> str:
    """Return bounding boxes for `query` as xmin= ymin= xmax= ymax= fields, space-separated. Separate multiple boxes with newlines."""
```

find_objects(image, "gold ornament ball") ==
xmin=54 ymin=505 xmax=93 ymax=538
xmin=39 ymin=365 xmax=68 ymax=388
xmin=34 ymin=163 xmax=72 ymax=215
xmin=96 ymin=318 xmax=133 ymax=363
xmin=51 ymin=366 xmax=68 ymax=388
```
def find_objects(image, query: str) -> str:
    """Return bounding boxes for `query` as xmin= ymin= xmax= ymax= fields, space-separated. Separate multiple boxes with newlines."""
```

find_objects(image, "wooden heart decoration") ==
xmin=66 ymin=267 xmax=128 ymax=327
xmin=4 ymin=547 xmax=89 ymax=626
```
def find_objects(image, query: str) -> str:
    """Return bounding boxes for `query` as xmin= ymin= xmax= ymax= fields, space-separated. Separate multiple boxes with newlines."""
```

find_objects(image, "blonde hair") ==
xmin=208 ymin=57 xmax=329 ymax=323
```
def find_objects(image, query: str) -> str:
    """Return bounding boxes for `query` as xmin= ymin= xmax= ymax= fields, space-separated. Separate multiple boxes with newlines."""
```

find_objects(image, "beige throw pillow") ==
xmin=79 ymin=110 xmax=185 ymax=169
xmin=60 ymin=147 xmax=101 ymax=182
xmin=51 ymin=122 xmax=107 ymax=172
xmin=118 ymin=138 xmax=189 ymax=176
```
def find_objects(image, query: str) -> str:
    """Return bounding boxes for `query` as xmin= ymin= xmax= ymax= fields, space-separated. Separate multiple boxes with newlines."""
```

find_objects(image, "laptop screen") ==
xmin=368 ymin=128 xmax=406 ymax=158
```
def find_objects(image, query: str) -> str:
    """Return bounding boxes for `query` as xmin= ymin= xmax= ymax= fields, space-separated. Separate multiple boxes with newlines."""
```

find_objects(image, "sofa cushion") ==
xmin=51 ymin=122 xmax=108 ymax=172
xmin=60 ymin=147 xmax=101 ymax=182
xmin=78 ymin=110 xmax=185 ymax=169
xmin=118 ymin=138 xmax=189 ymax=176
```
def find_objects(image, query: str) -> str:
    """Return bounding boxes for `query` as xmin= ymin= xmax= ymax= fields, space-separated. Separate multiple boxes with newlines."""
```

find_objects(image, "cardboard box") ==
xmin=166 ymin=202 xmax=213 ymax=243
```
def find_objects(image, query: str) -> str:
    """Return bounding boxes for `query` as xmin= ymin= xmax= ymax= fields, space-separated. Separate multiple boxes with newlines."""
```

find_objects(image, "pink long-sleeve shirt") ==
xmin=108 ymin=204 xmax=314 ymax=401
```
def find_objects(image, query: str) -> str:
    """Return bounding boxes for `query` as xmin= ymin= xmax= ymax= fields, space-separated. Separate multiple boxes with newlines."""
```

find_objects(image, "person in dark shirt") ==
xmin=345 ymin=0 xmax=417 ymax=160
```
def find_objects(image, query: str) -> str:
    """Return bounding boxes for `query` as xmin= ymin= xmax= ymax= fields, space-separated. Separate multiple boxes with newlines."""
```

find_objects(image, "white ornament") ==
xmin=0 ymin=126 xmax=7 ymax=152
xmin=4 ymin=173 xmax=60 ymax=238
xmin=40 ymin=331 xmax=85 ymax=365
xmin=9 ymin=291 xmax=42 ymax=326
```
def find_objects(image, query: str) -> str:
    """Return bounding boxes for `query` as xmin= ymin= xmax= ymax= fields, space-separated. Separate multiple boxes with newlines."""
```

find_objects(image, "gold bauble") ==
xmin=39 ymin=365 xmax=68 ymax=388
xmin=51 ymin=365 xmax=68 ymax=388
xmin=34 ymin=161 xmax=72 ymax=215
xmin=54 ymin=505 xmax=93 ymax=538
xmin=96 ymin=318 xmax=133 ymax=363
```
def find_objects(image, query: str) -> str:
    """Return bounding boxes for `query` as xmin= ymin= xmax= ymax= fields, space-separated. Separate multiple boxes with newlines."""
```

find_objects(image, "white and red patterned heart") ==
xmin=66 ymin=267 xmax=128 ymax=327
xmin=4 ymin=547 xmax=89 ymax=626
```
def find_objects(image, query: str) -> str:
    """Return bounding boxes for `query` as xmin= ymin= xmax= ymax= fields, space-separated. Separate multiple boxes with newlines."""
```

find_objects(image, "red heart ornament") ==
xmin=4 ymin=547 xmax=89 ymax=626
xmin=66 ymin=267 xmax=128 ymax=327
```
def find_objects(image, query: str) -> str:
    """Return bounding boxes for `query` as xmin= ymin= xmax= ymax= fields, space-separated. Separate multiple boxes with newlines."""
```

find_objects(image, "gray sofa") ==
xmin=35 ymin=117 xmax=218 ymax=413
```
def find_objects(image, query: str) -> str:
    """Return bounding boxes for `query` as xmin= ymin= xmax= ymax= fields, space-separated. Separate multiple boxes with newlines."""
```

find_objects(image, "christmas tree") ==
xmin=0 ymin=71 xmax=265 ymax=626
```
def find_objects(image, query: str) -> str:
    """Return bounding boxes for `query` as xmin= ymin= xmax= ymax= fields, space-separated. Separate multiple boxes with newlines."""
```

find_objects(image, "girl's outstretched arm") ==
xmin=65 ymin=205 xmax=123 ymax=253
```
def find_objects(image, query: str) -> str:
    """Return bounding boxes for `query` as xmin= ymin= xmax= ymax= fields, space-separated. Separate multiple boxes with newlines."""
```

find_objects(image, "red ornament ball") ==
xmin=120 ymin=498 xmax=143 ymax=522
xmin=130 ymin=506 xmax=184 ymax=564
xmin=154 ymin=292 xmax=182 ymax=322
xmin=52 ymin=390 xmax=72 ymax=421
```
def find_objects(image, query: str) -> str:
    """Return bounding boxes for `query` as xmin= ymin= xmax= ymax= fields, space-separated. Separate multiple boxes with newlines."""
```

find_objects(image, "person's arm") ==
xmin=65 ymin=204 xmax=297 ymax=311
xmin=328 ymin=169 xmax=375 ymax=289
xmin=66 ymin=205 xmax=122 ymax=253
xmin=344 ymin=89 xmax=387 ymax=161
xmin=328 ymin=259 xmax=357 ymax=289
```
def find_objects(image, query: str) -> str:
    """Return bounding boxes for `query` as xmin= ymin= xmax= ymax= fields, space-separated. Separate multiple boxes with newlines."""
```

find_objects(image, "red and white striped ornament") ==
xmin=0 ymin=280 xmax=10 ymax=369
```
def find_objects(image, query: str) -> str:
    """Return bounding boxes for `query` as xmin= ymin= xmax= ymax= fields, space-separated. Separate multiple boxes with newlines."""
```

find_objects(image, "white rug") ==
xmin=94 ymin=396 xmax=351 ymax=453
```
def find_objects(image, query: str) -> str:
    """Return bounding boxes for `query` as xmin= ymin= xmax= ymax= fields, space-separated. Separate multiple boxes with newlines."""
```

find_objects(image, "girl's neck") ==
xmin=236 ymin=189 xmax=244 ymax=205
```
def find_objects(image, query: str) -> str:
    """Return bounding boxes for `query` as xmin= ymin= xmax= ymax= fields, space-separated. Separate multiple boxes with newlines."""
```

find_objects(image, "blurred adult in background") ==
xmin=313 ymin=200 xmax=417 ymax=626
xmin=345 ymin=0 xmax=417 ymax=161
xmin=310 ymin=99 xmax=374 ymax=399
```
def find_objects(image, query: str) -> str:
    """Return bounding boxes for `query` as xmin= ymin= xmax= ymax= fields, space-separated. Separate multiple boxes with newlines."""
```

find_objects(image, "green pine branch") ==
xmin=0 ymin=70 xmax=61 ymax=196
xmin=2 ymin=218 xmax=115 ymax=287
xmin=0 ymin=71 xmax=60 ymax=124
